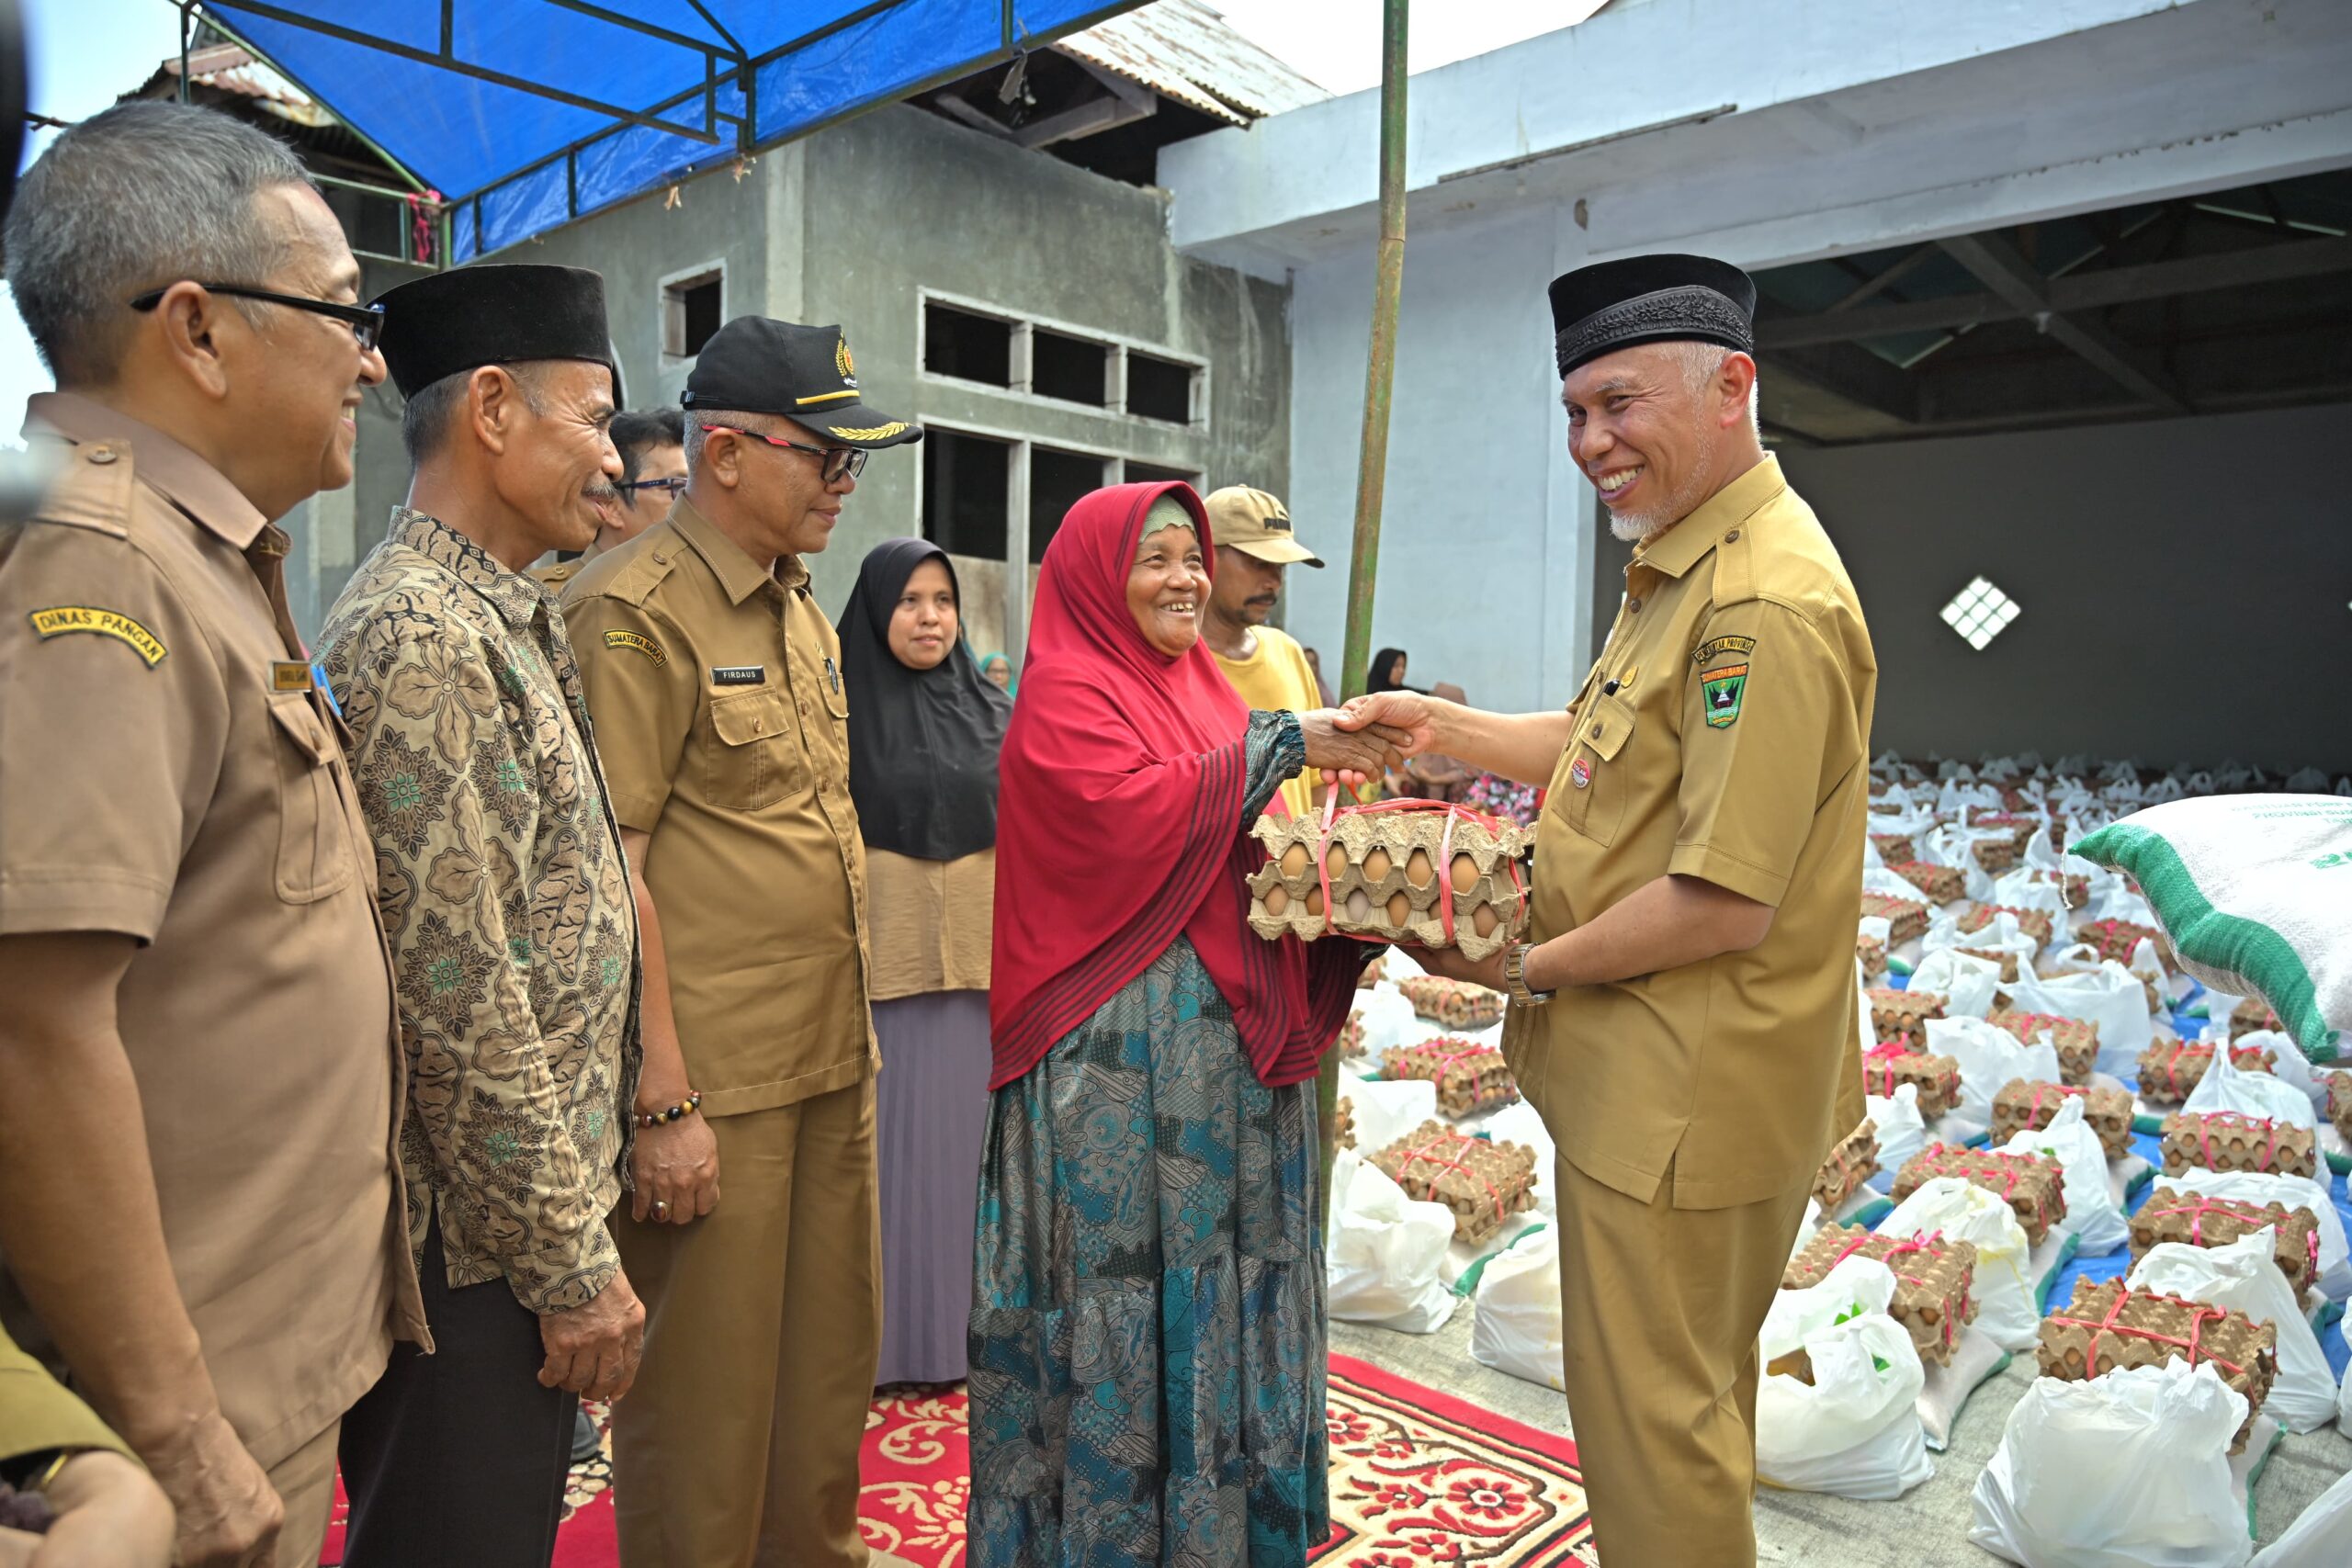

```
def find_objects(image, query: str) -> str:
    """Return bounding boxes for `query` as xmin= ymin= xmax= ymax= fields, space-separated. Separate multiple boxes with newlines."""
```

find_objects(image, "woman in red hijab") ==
xmin=970 ymin=482 xmax=1396 ymax=1566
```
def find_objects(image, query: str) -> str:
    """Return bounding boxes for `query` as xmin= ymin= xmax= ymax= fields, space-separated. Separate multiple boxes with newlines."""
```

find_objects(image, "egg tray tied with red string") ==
xmin=1379 ymin=1037 xmax=1518 ymax=1119
xmin=1246 ymin=808 xmax=1532 ymax=963
xmin=1785 ymin=1224 xmax=1978 ymax=1368
xmin=1367 ymin=1121 xmax=1539 ymax=1247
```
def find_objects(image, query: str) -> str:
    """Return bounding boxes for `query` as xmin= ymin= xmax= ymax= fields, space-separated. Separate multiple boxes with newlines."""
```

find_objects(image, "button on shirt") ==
xmin=320 ymin=508 xmax=640 ymax=1314
xmin=562 ymin=497 xmax=874 ymax=1114
xmin=0 ymin=393 xmax=422 ymax=1468
xmin=1505 ymin=456 xmax=1877 ymax=1210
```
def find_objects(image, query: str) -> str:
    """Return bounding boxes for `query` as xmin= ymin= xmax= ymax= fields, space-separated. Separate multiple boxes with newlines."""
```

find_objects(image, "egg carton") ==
xmin=2076 ymin=918 xmax=2173 ymax=971
xmin=2128 ymin=1186 xmax=2319 ymax=1296
xmin=1972 ymin=838 xmax=2019 ymax=875
xmin=1956 ymin=947 xmax=2024 ymax=985
xmin=1857 ymin=931 xmax=1888 ymax=981
xmin=2038 ymin=1278 xmax=2276 ymax=1452
xmin=1860 ymin=891 xmax=1929 ymax=946
xmin=1861 ymin=1048 xmax=1962 ymax=1121
xmin=1247 ymin=808 xmax=1532 ymax=961
xmin=1334 ymin=1096 xmax=1356 ymax=1151
xmin=1959 ymin=904 xmax=2056 ymax=948
xmin=1984 ymin=1010 xmax=2099 ymax=1087
xmin=2137 ymin=1041 xmax=2276 ymax=1105
xmin=2326 ymin=1071 xmax=2352 ymax=1147
xmin=1339 ymin=1009 xmax=1368 ymax=1059
xmin=2158 ymin=1111 xmax=2317 ymax=1180
xmin=1870 ymin=831 xmax=1918 ymax=863
xmin=2230 ymin=998 xmax=2283 ymax=1043
xmin=1894 ymin=1143 xmax=2068 ymax=1247
xmin=1868 ymin=987 xmax=1947 ymax=1051
xmin=1380 ymin=1037 xmax=1518 ymax=1119
xmin=1968 ymin=812 xmax=2049 ymax=852
xmin=1811 ymin=1116 xmax=1881 ymax=1213
xmin=1396 ymin=976 xmax=1506 ymax=1032
xmin=1368 ymin=1121 xmax=1538 ymax=1247
xmin=1990 ymin=1078 xmax=2132 ymax=1159
xmin=1356 ymin=953 xmax=1386 ymax=990
xmin=1785 ymin=1224 xmax=1978 ymax=1367
xmin=1889 ymin=860 xmax=1966 ymax=906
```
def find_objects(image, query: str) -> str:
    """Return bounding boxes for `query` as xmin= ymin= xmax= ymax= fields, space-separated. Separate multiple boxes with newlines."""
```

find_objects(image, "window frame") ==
xmin=658 ymin=260 xmax=727 ymax=361
xmin=915 ymin=287 xmax=1210 ymax=428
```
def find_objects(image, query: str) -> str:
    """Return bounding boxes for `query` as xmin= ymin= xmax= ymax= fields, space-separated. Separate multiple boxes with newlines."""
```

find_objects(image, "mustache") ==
xmin=583 ymin=482 xmax=620 ymax=503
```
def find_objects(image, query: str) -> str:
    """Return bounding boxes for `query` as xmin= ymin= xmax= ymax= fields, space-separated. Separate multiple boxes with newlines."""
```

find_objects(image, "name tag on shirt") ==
xmin=711 ymin=665 xmax=765 ymax=686
xmin=270 ymin=660 xmax=314 ymax=692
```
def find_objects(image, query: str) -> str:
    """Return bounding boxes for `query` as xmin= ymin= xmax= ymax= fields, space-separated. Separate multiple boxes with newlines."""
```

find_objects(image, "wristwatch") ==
xmin=1503 ymin=942 xmax=1553 ymax=1007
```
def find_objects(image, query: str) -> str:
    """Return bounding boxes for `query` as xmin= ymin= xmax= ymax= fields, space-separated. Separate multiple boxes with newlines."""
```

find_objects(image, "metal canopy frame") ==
xmin=190 ymin=0 xmax=1148 ymax=263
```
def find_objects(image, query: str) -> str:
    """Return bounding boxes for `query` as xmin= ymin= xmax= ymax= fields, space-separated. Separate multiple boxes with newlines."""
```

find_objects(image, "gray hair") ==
xmin=401 ymin=362 xmax=553 ymax=465
xmin=682 ymin=409 xmax=775 ymax=475
xmin=1665 ymin=341 xmax=1761 ymax=434
xmin=6 ymin=100 xmax=316 ymax=384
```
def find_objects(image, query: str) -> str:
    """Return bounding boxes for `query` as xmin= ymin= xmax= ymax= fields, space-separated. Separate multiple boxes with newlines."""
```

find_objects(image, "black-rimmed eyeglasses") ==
xmin=129 ymin=283 xmax=386 ymax=352
xmin=697 ymin=422 xmax=865 ymax=483
xmin=618 ymin=476 xmax=687 ymax=497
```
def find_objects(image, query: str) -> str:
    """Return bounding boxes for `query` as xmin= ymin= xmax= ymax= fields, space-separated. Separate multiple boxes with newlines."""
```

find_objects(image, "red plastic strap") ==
xmin=1393 ymin=1131 xmax=1508 ymax=1222
xmin=1826 ymin=1230 xmax=1962 ymax=1348
xmin=2190 ymin=1112 xmax=2281 ymax=1172
xmin=1396 ymin=1038 xmax=1498 ymax=1081
xmin=1863 ymin=1040 xmax=1910 ymax=1100
xmin=1309 ymin=796 xmax=1530 ymax=948
xmin=2143 ymin=1197 xmax=2321 ymax=1274
xmin=2026 ymin=1082 xmax=2086 ymax=1123
xmin=2047 ymin=1287 xmax=2247 ymax=1381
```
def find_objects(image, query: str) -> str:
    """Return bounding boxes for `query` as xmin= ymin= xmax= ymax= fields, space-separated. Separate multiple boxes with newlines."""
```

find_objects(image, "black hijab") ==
xmin=838 ymin=538 xmax=1013 ymax=862
xmin=1366 ymin=646 xmax=1419 ymax=694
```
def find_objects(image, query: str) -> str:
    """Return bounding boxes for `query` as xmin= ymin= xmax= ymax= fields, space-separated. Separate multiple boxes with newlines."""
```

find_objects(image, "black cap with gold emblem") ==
xmin=682 ymin=317 xmax=922 ymax=450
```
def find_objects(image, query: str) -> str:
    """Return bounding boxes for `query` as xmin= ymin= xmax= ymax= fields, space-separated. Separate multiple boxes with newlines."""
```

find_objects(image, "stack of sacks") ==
xmin=1970 ymin=1360 xmax=2256 ymax=1568
xmin=2140 ymin=1038 xmax=2277 ymax=1105
xmin=1894 ymin=1145 xmax=2067 ymax=1248
xmin=1924 ymin=1015 xmax=2062 ymax=1129
xmin=1992 ymin=1079 xmax=2132 ymax=1160
xmin=2129 ymin=1188 xmax=2320 ymax=1295
xmin=1998 ymin=1098 xmax=2129 ymax=1257
xmin=1876 ymin=1176 xmax=2040 ymax=1350
xmin=2036 ymin=1278 xmax=2278 ymax=1451
xmin=1325 ymin=1149 xmax=1457 ymax=1332
xmin=1469 ymin=1226 xmax=1563 ymax=1391
xmin=1755 ymin=1258 xmax=1935 ymax=1500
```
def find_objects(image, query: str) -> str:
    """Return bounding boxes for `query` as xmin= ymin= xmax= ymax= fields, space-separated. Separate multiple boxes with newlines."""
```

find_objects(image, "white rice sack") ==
xmin=1924 ymin=1015 xmax=2061 ymax=1128
xmin=1325 ymin=1150 xmax=1456 ymax=1333
xmin=1469 ymin=1226 xmax=1564 ymax=1391
xmin=1342 ymin=1076 xmax=1442 ymax=1160
xmin=2073 ymin=795 xmax=2351 ymax=1061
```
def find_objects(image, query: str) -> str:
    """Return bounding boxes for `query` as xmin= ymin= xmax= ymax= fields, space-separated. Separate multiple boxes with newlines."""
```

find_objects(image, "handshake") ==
xmin=1294 ymin=691 xmax=1442 ymax=787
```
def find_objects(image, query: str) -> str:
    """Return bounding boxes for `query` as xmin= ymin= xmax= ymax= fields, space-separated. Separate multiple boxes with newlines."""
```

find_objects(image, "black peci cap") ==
xmin=1546 ymin=254 xmax=1758 ymax=378
xmin=682 ymin=318 xmax=921 ymax=450
xmin=373 ymin=264 xmax=616 ymax=400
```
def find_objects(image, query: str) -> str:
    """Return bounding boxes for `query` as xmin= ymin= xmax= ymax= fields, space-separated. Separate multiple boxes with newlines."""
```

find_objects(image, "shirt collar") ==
xmin=22 ymin=391 xmax=270 ymax=550
xmin=668 ymin=494 xmax=808 ymax=604
xmin=1630 ymin=454 xmax=1786 ymax=581
xmin=386 ymin=505 xmax=549 ymax=629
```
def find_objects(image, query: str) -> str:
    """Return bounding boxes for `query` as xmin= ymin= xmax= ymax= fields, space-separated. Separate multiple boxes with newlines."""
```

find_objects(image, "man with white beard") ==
xmin=1339 ymin=254 xmax=1877 ymax=1567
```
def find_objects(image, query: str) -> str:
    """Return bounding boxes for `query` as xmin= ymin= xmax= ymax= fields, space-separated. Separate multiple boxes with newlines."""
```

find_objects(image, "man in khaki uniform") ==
xmin=1343 ymin=254 xmax=1875 ymax=1566
xmin=535 ymin=406 xmax=686 ymax=595
xmin=563 ymin=317 xmax=921 ymax=1567
xmin=0 ymin=102 xmax=423 ymax=1568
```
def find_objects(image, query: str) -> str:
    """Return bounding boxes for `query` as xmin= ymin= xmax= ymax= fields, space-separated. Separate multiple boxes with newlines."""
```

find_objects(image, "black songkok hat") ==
xmin=683 ymin=317 xmax=922 ymax=450
xmin=373 ymin=264 xmax=616 ymax=400
xmin=1546 ymin=254 xmax=1758 ymax=378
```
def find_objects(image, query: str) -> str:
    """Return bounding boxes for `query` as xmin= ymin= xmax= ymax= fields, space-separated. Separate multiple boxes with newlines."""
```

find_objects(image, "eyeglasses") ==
xmin=618 ymin=476 xmax=687 ymax=496
xmin=697 ymin=423 xmax=865 ymax=483
xmin=129 ymin=283 xmax=386 ymax=352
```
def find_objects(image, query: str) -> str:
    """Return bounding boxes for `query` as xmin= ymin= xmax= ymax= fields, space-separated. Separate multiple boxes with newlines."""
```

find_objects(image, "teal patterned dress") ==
xmin=969 ymin=713 xmax=1329 ymax=1567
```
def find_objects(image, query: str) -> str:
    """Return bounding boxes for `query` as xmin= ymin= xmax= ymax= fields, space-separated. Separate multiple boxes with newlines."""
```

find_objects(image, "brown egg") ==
xmin=1386 ymin=891 xmax=1413 ymax=928
xmin=1450 ymin=852 xmax=1479 ymax=893
xmin=1473 ymin=903 xmax=1499 ymax=937
xmin=1406 ymin=848 xmax=1434 ymax=886
xmin=1306 ymin=887 xmax=1325 ymax=917
xmin=1344 ymin=888 xmax=1374 ymax=925
xmin=1326 ymin=843 xmax=1349 ymax=881
xmin=1363 ymin=847 xmax=1393 ymax=882
xmin=1263 ymin=885 xmax=1290 ymax=916
xmin=1279 ymin=842 xmax=1311 ymax=879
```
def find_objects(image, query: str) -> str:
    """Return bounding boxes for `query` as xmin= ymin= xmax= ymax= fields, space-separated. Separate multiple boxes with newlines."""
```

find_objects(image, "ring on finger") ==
xmin=651 ymin=1199 xmax=670 ymax=1221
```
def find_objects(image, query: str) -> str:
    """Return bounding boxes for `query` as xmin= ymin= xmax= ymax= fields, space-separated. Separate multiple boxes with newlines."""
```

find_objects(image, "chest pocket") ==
xmin=707 ymin=687 xmax=800 ymax=811
xmin=266 ymin=693 xmax=356 ymax=904
xmin=1559 ymin=692 xmax=1638 ymax=847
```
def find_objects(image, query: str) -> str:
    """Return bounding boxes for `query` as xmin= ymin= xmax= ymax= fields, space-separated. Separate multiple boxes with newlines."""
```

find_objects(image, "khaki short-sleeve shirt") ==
xmin=562 ymin=498 xmax=874 ymax=1114
xmin=1504 ymin=457 xmax=1876 ymax=1211
xmin=0 ymin=394 xmax=423 ymax=1467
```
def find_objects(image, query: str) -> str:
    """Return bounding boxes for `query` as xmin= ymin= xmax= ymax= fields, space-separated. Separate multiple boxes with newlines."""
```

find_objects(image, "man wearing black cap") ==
xmin=317 ymin=263 xmax=646 ymax=1568
xmin=1341 ymin=255 xmax=1874 ymax=1566
xmin=561 ymin=317 xmax=919 ymax=1568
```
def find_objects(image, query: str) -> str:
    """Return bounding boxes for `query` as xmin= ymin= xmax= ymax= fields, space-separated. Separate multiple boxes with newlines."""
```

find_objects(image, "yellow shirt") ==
xmin=1504 ymin=456 xmax=1877 ymax=1211
xmin=1211 ymin=624 xmax=1321 ymax=821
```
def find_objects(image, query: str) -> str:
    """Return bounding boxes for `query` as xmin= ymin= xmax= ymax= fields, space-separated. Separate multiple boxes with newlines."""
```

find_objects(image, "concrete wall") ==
xmin=1778 ymin=405 xmax=2352 ymax=775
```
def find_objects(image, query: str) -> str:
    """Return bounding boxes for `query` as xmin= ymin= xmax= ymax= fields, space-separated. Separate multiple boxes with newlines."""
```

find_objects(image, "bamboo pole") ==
xmin=1322 ymin=0 xmax=1409 ymax=1191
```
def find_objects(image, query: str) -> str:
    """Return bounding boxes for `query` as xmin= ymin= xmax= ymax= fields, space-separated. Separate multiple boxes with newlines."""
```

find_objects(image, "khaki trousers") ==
xmin=1552 ymin=1154 xmax=1812 ymax=1568
xmin=269 ymin=1418 xmax=340 ymax=1568
xmin=613 ymin=1081 xmax=881 ymax=1568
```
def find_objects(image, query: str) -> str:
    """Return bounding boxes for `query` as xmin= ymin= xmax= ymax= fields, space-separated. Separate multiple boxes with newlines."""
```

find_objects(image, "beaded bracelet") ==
xmin=635 ymin=1090 xmax=702 ymax=1129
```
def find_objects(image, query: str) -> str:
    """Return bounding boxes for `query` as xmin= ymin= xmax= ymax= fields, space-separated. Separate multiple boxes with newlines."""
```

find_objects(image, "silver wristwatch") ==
xmin=1503 ymin=942 xmax=1553 ymax=1008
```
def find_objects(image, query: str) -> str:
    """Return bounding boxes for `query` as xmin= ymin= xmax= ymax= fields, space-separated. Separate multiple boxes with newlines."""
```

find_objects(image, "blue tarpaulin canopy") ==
xmin=200 ymin=2 xmax=1146 ymax=261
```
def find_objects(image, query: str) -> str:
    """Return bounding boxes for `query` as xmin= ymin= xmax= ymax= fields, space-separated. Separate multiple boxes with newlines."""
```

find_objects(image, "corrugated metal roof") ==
xmin=153 ymin=42 xmax=338 ymax=130
xmin=1057 ymin=0 xmax=1329 ymax=126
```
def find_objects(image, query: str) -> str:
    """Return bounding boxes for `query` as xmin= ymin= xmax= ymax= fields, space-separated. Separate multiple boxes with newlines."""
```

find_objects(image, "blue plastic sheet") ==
xmin=203 ymin=1 xmax=1145 ymax=258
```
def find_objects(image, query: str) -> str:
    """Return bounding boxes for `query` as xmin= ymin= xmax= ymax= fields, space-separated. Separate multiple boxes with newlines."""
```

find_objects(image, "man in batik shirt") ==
xmin=318 ymin=264 xmax=644 ymax=1568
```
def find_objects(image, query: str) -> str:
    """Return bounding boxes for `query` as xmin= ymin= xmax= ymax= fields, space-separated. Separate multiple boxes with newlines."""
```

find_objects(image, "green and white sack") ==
xmin=2073 ymin=795 xmax=2349 ymax=1061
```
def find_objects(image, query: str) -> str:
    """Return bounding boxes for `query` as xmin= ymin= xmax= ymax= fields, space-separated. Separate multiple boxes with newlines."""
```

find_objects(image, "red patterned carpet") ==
xmin=323 ymin=1355 xmax=1589 ymax=1567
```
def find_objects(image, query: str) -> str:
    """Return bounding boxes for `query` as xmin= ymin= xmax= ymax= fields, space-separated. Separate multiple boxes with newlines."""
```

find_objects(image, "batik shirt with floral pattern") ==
xmin=321 ymin=507 xmax=640 ymax=1314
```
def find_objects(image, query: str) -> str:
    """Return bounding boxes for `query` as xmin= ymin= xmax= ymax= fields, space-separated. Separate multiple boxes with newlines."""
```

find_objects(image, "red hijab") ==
xmin=989 ymin=481 xmax=1363 ymax=1089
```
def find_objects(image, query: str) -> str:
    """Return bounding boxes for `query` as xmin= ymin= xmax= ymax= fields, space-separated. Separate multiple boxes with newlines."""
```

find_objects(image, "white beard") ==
xmin=1603 ymin=421 xmax=1722 ymax=544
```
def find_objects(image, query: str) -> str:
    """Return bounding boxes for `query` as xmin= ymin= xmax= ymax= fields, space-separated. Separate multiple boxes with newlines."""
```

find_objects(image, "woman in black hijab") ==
xmin=838 ymin=537 xmax=1012 ymax=1387
xmin=1366 ymin=646 xmax=1419 ymax=694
